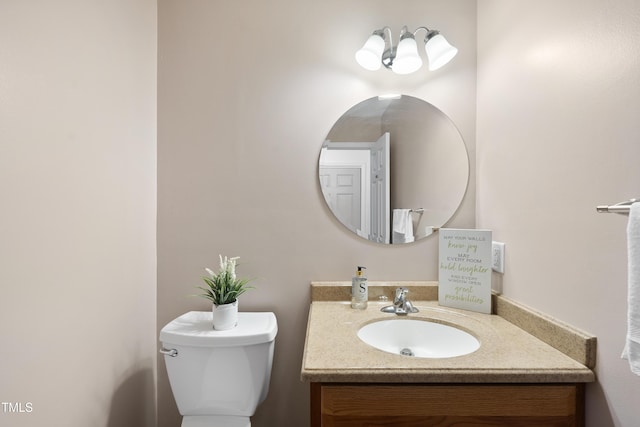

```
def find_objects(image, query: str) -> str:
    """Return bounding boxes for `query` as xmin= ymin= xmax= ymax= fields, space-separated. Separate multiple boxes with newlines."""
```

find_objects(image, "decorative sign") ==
xmin=438 ymin=229 xmax=492 ymax=314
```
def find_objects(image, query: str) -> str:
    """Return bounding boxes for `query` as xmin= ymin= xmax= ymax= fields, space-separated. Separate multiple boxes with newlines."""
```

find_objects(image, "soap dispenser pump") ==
xmin=351 ymin=266 xmax=368 ymax=309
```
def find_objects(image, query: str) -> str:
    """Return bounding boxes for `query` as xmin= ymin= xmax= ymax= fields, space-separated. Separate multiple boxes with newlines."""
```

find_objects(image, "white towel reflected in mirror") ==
xmin=392 ymin=209 xmax=415 ymax=244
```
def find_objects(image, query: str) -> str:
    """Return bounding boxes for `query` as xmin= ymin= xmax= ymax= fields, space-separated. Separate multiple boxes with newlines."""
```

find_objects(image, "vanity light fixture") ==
xmin=355 ymin=26 xmax=458 ymax=74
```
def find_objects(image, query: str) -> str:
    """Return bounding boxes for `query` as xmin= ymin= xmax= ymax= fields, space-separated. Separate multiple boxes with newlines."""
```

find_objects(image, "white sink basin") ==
xmin=357 ymin=319 xmax=480 ymax=358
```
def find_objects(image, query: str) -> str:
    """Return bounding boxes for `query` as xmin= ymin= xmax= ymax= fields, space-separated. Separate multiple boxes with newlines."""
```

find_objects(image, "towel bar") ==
xmin=596 ymin=199 xmax=639 ymax=214
xmin=409 ymin=208 xmax=424 ymax=214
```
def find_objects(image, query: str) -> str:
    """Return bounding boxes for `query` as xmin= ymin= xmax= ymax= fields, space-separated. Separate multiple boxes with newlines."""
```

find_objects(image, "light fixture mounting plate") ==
xmin=381 ymin=48 xmax=396 ymax=70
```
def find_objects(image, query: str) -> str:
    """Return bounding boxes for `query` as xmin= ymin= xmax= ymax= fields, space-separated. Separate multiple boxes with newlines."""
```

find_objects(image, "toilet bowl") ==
xmin=160 ymin=311 xmax=277 ymax=427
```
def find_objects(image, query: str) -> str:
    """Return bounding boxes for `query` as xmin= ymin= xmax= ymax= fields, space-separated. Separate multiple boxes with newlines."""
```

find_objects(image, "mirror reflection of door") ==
xmin=369 ymin=133 xmax=390 ymax=243
xmin=319 ymin=166 xmax=362 ymax=234
xmin=319 ymin=133 xmax=390 ymax=242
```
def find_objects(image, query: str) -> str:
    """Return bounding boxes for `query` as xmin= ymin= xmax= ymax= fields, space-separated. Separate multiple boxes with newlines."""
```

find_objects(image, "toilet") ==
xmin=160 ymin=311 xmax=278 ymax=427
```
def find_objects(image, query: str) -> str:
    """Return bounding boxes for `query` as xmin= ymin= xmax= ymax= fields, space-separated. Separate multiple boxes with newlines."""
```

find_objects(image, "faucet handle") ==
xmin=394 ymin=287 xmax=408 ymax=303
xmin=381 ymin=287 xmax=418 ymax=315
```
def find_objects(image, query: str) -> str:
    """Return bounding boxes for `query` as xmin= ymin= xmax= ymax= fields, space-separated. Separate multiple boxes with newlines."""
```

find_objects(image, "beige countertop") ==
xmin=301 ymin=288 xmax=596 ymax=383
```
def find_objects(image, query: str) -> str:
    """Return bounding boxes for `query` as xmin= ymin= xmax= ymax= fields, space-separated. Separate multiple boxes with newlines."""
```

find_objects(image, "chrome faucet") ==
xmin=381 ymin=287 xmax=419 ymax=315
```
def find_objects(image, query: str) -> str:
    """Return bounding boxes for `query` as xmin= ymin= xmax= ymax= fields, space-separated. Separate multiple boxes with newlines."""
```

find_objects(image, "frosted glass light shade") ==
xmin=355 ymin=34 xmax=385 ymax=71
xmin=425 ymin=33 xmax=458 ymax=71
xmin=392 ymin=36 xmax=422 ymax=75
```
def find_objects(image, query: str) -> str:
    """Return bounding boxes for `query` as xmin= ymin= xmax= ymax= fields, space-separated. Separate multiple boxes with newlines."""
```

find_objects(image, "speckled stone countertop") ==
xmin=301 ymin=282 xmax=596 ymax=383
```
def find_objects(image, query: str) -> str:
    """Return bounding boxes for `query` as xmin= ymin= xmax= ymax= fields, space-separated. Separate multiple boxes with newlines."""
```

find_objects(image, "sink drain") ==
xmin=400 ymin=348 xmax=414 ymax=357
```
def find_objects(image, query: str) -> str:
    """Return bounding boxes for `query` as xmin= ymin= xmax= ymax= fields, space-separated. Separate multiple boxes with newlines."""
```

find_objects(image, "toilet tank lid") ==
xmin=160 ymin=311 xmax=278 ymax=347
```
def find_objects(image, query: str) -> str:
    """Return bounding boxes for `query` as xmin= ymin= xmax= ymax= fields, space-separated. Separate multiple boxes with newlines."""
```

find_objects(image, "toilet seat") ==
xmin=182 ymin=415 xmax=250 ymax=427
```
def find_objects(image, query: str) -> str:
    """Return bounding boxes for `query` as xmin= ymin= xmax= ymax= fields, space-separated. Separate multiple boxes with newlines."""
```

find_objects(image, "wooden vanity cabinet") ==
xmin=310 ymin=382 xmax=585 ymax=427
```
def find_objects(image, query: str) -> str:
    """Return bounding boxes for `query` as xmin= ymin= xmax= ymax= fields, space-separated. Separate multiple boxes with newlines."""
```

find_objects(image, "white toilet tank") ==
xmin=160 ymin=311 xmax=277 ymax=418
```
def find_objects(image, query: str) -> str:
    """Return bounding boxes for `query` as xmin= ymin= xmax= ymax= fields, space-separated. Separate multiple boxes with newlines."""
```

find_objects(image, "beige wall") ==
xmin=0 ymin=1 xmax=157 ymax=427
xmin=477 ymin=1 xmax=640 ymax=426
xmin=157 ymin=1 xmax=476 ymax=426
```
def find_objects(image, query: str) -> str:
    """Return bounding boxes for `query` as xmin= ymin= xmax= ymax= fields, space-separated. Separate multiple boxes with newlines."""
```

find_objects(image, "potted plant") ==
xmin=197 ymin=255 xmax=253 ymax=330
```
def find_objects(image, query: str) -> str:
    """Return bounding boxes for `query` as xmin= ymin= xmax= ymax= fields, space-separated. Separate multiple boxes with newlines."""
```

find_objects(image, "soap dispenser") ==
xmin=351 ymin=266 xmax=368 ymax=309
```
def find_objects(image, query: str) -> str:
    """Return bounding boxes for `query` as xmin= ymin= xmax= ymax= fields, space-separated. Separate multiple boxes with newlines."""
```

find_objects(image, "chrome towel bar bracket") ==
xmin=596 ymin=199 xmax=639 ymax=215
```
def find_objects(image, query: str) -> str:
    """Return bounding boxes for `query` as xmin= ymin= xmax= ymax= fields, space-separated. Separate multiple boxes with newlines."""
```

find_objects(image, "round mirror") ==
xmin=318 ymin=95 xmax=468 ymax=244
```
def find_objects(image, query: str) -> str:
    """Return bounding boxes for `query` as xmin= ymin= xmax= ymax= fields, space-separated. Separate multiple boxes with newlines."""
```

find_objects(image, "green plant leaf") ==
xmin=193 ymin=256 xmax=255 ymax=305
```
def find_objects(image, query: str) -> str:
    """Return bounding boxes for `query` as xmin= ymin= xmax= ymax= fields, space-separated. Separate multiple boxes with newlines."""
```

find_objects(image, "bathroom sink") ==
xmin=357 ymin=319 xmax=480 ymax=358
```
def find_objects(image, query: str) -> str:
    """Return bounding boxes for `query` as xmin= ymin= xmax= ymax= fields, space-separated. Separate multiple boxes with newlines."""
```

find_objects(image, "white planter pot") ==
xmin=212 ymin=300 xmax=238 ymax=330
